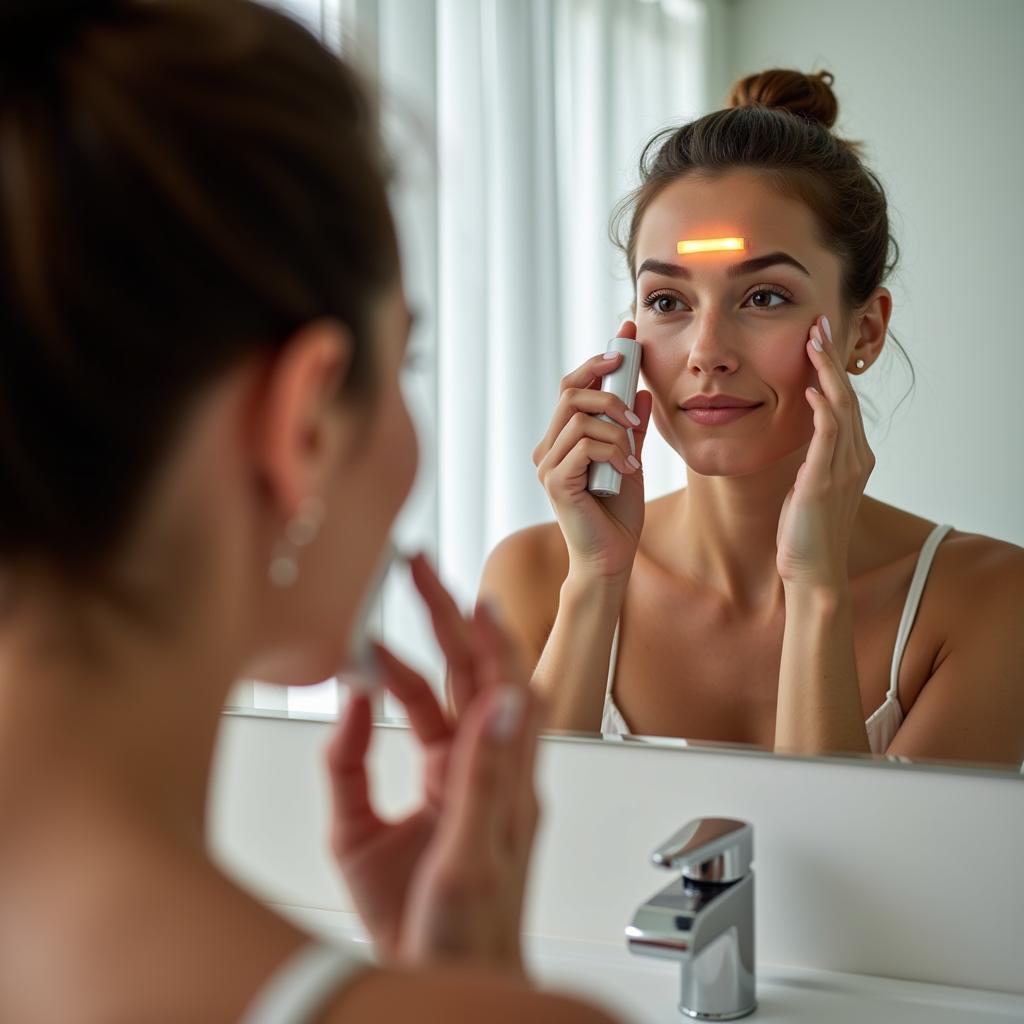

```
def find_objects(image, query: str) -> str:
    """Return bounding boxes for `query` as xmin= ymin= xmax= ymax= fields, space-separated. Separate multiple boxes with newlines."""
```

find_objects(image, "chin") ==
xmin=675 ymin=433 xmax=812 ymax=479
xmin=245 ymin=636 xmax=353 ymax=689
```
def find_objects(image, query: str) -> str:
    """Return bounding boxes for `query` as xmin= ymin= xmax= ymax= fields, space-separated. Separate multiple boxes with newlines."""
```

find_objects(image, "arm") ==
xmin=774 ymin=314 xmax=877 ymax=756
xmin=479 ymin=529 xmax=627 ymax=733
xmin=533 ymin=573 xmax=627 ymax=732
xmin=886 ymin=547 xmax=1024 ymax=766
xmin=479 ymin=328 xmax=653 ymax=732
xmin=775 ymin=583 xmax=871 ymax=755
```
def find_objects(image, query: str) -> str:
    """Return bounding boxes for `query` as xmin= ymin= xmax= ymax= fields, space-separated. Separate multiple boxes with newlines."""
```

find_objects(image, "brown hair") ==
xmin=611 ymin=69 xmax=903 ymax=348
xmin=0 ymin=0 xmax=398 ymax=575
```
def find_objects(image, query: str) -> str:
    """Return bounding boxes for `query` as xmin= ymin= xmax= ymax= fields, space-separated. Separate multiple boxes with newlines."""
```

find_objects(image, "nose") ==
xmin=686 ymin=311 xmax=739 ymax=376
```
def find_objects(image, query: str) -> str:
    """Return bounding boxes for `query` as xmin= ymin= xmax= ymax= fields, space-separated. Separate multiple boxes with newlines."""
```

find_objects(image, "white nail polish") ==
xmin=602 ymin=351 xmax=620 ymax=360
xmin=488 ymin=686 xmax=524 ymax=741
xmin=811 ymin=334 xmax=823 ymax=352
xmin=627 ymin=455 xmax=641 ymax=470
xmin=625 ymin=410 xmax=641 ymax=426
xmin=822 ymin=316 xmax=832 ymax=343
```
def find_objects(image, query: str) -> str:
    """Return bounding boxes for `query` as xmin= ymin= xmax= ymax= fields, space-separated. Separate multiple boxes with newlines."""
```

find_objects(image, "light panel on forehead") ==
xmin=676 ymin=237 xmax=746 ymax=255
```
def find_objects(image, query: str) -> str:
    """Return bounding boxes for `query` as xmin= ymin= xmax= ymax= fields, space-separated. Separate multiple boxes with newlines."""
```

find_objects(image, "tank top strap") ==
xmin=887 ymin=524 xmax=954 ymax=699
xmin=606 ymin=617 xmax=622 ymax=700
xmin=239 ymin=941 xmax=371 ymax=1024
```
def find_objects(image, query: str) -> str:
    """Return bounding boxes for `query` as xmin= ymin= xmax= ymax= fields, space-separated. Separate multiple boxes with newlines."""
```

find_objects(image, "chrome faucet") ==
xmin=626 ymin=818 xmax=756 ymax=1020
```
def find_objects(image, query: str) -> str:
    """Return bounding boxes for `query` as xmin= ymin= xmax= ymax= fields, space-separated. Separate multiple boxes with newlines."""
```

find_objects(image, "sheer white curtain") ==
xmin=237 ymin=0 xmax=711 ymax=714
xmin=437 ymin=0 xmax=708 ymax=606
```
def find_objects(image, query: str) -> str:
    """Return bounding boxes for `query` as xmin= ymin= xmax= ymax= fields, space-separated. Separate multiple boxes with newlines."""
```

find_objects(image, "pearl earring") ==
xmin=855 ymin=358 xmax=866 ymax=370
xmin=269 ymin=496 xmax=327 ymax=587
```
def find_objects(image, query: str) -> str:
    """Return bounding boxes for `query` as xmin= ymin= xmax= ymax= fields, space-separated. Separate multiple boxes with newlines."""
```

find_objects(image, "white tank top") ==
xmin=239 ymin=941 xmax=371 ymax=1024
xmin=601 ymin=523 xmax=954 ymax=755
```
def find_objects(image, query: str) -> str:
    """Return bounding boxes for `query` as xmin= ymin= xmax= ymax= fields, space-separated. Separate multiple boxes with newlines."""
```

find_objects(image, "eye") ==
xmin=642 ymin=291 xmax=688 ymax=316
xmin=743 ymin=285 xmax=792 ymax=309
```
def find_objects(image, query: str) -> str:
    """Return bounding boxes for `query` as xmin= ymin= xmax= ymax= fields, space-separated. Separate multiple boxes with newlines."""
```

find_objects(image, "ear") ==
xmin=255 ymin=318 xmax=355 ymax=520
xmin=848 ymin=287 xmax=892 ymax=374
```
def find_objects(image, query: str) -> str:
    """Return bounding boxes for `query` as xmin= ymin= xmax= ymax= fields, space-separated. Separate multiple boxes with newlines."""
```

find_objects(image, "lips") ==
xmin=681 ymin=394 xmax=762 ymax=410
xmin=680 ymin=394 xmax=763 ymax=427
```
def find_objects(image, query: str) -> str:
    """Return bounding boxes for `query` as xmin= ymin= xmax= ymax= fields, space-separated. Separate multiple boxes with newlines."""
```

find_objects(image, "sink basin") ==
xmin=526 ymin=935 xmax=1024 ymax=1023
xmin=280 ymin=906 xmax=1023 ymax=1022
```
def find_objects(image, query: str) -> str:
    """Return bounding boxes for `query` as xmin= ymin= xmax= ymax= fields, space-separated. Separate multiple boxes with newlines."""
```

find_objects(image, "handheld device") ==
xmin=587 ymin=336 xmax=642 ymax=498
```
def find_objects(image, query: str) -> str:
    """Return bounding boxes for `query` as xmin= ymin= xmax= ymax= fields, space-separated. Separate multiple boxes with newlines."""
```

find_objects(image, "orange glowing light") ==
xmin=676 ymin=237 xmax=746 ymax=255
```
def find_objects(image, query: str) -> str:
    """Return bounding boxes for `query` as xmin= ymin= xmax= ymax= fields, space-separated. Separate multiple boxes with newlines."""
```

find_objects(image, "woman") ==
xmin=482 ymin=70 xmax=1024 ymax=766
xmin=0 ymin=2 xmax=616 ymax=1021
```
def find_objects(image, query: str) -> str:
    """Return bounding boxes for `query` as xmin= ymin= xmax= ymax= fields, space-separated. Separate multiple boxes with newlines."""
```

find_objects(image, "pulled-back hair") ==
xmin=612 ymin=69 xmax=899 ymax=320
xmin=0 ymin=0 xmax=398 ymax=574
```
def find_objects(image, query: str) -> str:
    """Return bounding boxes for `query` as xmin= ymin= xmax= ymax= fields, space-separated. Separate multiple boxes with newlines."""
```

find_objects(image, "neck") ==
xmin=669 ymin=447 xmax=808 ymax=609
xmin=0 ymin=583 xmax=239 ymax=871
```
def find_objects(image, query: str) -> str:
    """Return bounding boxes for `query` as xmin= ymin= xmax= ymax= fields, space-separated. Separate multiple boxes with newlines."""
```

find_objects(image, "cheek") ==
xmin=756 ymin=332 xmax=816 ymax=400
xmin=381 ymin=383 xmax=419 ymax=505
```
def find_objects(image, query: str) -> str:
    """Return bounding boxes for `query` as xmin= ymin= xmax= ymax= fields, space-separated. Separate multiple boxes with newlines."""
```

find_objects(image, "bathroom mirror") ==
xmin=235 ymin=0 xmax=1023 ymax=775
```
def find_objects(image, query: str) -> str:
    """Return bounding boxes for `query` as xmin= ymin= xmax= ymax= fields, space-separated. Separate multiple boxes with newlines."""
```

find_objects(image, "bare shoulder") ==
xmin=481 ymin=520 xmax=569 ymax=591
xmin=478 ymin=521 xmax=568 ymax=665
xmin=931 ymin=528 xmax=1024 ymax=619
xmin=886 ymin=528 xmax=1024 ymax=763
xmin=860 ymin=497 xmax=1024 ymax=591
xmin=324 ymin=965 xmax=620 ymax=1024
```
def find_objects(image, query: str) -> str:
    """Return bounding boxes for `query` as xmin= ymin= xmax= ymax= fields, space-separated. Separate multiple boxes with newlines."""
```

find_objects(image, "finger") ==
xmin=533 ymin=383 xmax=638 ymax=469
xmin=325 ymin=691 xmax=383 ymax=854
xmin=539 ymin=414 xmax=637 ymax=479
xmin=511 ymin=683 xmax=545 ymax=846
xmin=558 ymin=350 xmax=624 ymax=396
xmin=807 ymin=325 xmax=852 ymax=464
xmin=433 ymin=685 xmax=528 ymax=860
xmin=408 ymin=553 xmax=479 ymax=716
xmin=472 ymin=599 xmax=523 ymax=693
xmin=821 ymin=317 xmax=872 ymax=453
xmin=630 ymin=390 xmax=654 ymax=463
xmin=535 ymin=388 xmax=643 ymax=462
xmin=801 ymin=386 xmax=839 ymax=487
xmin=810 ymin=317 xmax=872 ymax=463
xmin=542 ymin=438 xmax=639 ymax=494
xmin=373 ymin=642 xmax=451 ymax=746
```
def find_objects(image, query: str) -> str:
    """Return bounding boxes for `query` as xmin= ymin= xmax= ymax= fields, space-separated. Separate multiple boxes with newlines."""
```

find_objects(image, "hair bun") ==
xmin=727 ymin=68 xmax=839 ymax=130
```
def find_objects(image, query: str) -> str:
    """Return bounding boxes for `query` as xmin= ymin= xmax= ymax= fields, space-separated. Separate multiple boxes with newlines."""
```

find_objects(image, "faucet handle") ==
xmin=651 ymin=817 xmax=752 ymax=883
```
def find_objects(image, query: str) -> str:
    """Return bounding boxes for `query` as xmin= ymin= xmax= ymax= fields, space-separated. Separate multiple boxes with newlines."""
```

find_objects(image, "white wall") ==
xmin=210 ymin=713 xmax=1024 ymax=995
xmin=727 ymin=0 xmax=1023 ymax=545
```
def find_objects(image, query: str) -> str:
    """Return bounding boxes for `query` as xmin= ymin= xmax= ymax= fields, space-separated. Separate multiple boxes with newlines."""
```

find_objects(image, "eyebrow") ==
xmin=636 ymin=251 xmax=811 ymax=280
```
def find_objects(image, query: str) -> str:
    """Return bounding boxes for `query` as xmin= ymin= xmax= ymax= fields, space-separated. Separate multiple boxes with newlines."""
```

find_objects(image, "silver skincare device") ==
xmin=587 ymin=336 xmax=642 ymax=497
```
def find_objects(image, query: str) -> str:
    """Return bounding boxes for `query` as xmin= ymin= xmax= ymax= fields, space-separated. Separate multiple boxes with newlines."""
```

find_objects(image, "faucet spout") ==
xmin=627 ymin=819 xmax=756 ymax=1020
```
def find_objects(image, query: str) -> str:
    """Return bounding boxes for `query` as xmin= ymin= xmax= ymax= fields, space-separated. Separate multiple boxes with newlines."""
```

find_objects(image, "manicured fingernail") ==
xmin=809 ymin=385 xmax=820 ymax=395
xmin=488 ymin=686 xmax=524 ymax=741
xmin=822 ymin=316 xmax=832 ymax=343
xmin=627 ymin=455 xmax=641 ymax=470
xmin=810 ymin=331 xmax=823 ymax=352
xmin=625 ymin=410 xmax=641 ymax=426
xmin=602 ymin=351 xmax=621 ymax=360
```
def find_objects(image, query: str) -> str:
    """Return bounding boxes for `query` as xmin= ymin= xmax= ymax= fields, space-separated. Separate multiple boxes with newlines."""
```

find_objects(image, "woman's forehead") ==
xmin=635 ymin=171 xmax=823 ymax=269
